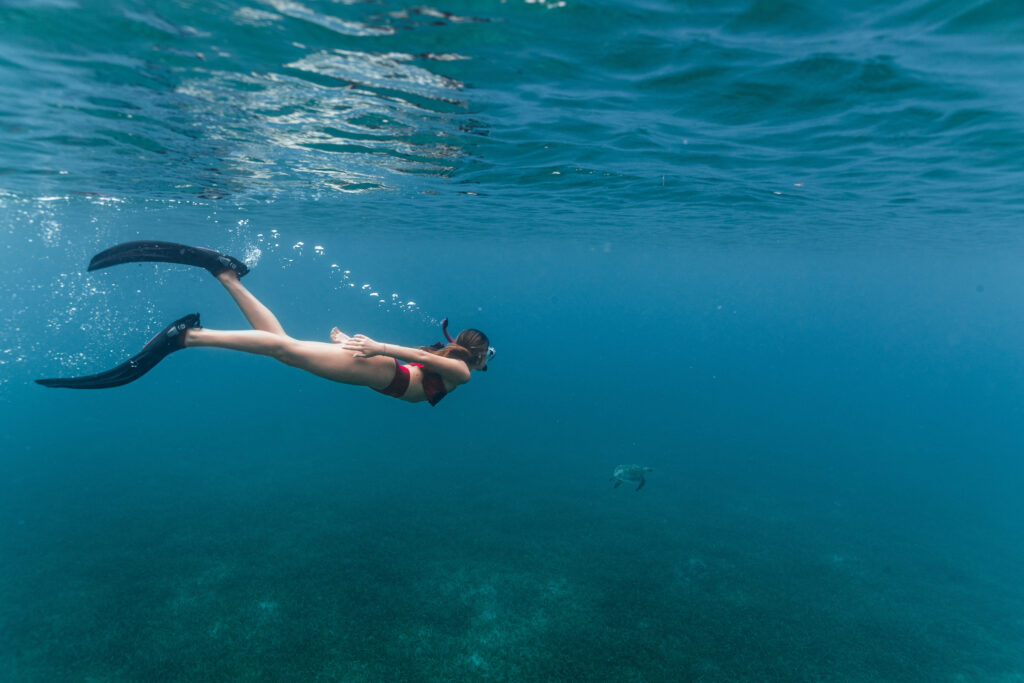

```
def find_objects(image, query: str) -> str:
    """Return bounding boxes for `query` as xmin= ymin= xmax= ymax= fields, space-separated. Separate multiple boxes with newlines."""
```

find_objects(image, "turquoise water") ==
xmin=2 ymin=0 xmax=1024 ymax=680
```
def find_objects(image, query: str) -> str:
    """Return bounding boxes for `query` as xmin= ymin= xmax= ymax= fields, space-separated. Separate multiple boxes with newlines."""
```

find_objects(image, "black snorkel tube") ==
xmin=441 ymin=317 xmax=455 ymax=344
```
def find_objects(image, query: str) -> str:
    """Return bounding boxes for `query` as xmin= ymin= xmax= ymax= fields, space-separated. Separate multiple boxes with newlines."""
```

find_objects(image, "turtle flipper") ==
xmin=613 ymin=480 xmax=622 ymax=488
xmin=636 ymin=478 xmax=646 ymax=491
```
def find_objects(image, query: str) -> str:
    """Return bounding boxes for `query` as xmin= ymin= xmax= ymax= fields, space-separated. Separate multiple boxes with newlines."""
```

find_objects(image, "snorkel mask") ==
xmin=441 ymin=318 xmax=495 ymax=371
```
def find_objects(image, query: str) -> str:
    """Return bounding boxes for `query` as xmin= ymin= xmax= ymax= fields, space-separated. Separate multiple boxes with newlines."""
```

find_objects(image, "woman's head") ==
xmin=424 ymin=328 xmax=493 ymax=370
xmin=454 ymin=329 xmax=492 ymax=370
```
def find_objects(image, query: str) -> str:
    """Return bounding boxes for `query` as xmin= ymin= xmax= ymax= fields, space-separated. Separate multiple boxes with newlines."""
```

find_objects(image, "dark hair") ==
xmin=422 ymin=328 xmax=490 ymax=365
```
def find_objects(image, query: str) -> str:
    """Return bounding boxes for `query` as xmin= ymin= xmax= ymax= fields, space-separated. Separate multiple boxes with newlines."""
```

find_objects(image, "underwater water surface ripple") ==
xmin=1 ymin=0 xmax=1023 ymax=242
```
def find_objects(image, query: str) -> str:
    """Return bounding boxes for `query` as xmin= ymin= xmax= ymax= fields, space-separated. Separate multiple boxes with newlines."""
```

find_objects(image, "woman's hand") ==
xmin=329 ymin=327 xmax=350 ymax=344
xmin=341 ymin=334 xmax=385 ymax=358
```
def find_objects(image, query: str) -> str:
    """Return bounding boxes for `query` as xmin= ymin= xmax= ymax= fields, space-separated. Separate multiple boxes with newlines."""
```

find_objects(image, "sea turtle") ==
xmin=611 ymin=464 xmax=653 ymax=491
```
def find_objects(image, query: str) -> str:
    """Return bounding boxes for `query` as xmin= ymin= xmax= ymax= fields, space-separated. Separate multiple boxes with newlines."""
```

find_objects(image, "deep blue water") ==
xmin=2 ymin=0 xmax=1024 ymax=680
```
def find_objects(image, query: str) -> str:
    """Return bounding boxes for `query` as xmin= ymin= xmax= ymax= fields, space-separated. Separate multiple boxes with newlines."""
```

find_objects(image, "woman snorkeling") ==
xmin=36 ymin=241 xmax=493 ymax=405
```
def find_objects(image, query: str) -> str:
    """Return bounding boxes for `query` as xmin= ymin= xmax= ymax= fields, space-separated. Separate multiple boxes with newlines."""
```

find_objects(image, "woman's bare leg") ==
xmin=216 ymin=270 xmax=286 ymax=335
xmin=196 ymin=271 xmax=396 ymax=388
xmin=182 ymin=328 xmax=396 ymax=388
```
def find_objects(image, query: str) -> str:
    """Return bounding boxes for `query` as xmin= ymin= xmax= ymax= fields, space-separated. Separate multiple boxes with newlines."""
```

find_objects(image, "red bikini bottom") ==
xmin=373 ymin=359 xmax=410 ymax=398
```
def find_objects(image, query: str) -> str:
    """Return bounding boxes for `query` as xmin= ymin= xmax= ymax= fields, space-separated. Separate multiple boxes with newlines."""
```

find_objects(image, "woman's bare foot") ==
xmin=330 ymin=327 xmax=350 ymax=344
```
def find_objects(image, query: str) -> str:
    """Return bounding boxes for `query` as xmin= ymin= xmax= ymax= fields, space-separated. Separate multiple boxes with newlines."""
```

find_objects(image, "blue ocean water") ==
xmin=2 ymin=0 xmax=1024 ymax=680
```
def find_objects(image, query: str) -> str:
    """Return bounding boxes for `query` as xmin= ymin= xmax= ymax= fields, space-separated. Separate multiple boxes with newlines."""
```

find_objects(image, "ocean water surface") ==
xmin=2 ymin=0 xmax=1024 ymax=680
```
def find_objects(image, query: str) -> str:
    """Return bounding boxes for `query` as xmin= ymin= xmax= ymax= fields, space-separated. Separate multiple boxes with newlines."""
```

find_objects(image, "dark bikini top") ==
xmin=409 ymin=363 xmax=449 ymax=406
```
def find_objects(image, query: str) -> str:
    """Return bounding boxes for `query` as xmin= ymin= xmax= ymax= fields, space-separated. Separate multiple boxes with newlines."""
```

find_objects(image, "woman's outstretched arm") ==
xmin=341 ymin=334 xmax=471 ymax=384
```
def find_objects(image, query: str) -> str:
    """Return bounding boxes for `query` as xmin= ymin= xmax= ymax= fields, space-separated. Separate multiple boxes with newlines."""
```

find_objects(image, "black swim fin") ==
xmin=88 ymin=241 xmax=249 ymax=278
xmin=36 ymin=314 xmax=200 ymax=389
